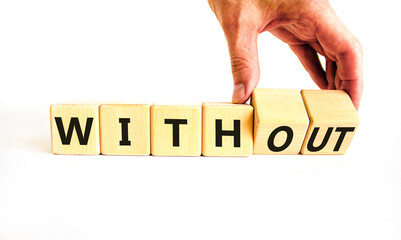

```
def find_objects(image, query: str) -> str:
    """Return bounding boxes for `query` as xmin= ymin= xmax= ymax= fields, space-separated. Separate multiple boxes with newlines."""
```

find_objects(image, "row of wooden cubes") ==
xmin=50 ymin=89 xmax=360 ymax=156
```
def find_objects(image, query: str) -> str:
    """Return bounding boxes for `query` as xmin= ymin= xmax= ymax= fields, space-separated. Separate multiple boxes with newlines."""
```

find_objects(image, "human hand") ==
xmin=208 ymin=0 xmax=363 ymax=110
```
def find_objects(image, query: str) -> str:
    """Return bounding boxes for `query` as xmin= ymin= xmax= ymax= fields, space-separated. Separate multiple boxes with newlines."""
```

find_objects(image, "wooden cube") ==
xmin=150 ymin=105 xmax=202 ymax=156
xmin=251 ymin=89 xmax=309 ymax=154
xmin=202 ymin=103 xmax=253 ymax=156
xmin=50 ymin=103 xmax=100 ymax=155
xmin=99 ymin=103 xmax=150 ymax=155
xmin=300 ymin=90 xmax=359 ymax=155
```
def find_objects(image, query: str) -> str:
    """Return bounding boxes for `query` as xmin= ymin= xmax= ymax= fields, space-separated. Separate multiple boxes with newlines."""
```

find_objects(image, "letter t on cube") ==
xmin=151 ymin=105 xmax=202 ymax=156
xmin=300 ymin=90 xmax=360 ymax=155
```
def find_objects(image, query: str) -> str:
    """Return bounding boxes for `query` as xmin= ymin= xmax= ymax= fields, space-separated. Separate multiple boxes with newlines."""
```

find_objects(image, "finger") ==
xmin=289 ymin=44 xmax=328 ymax=89
xmin=224 ymin=29 xmax=260 ymax=103
xmin=309 ymin=41 xmax=325 ymax=57
xmin=337 ymin=41 xmax=363 ymax=110
xmin=340 ymin=75 xmax=363 ymax=111
xmin=335 ymin=71 xmax=342 ymax=90
xmin=326 ymin=59 xmax=336 ymax=90
xmin=315 ymin=9 xmax=363 ymax=110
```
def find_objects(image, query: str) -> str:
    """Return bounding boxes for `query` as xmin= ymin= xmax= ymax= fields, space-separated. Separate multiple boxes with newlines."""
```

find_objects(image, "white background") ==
xmin=1 ymin=0 xmax=400 ymax=239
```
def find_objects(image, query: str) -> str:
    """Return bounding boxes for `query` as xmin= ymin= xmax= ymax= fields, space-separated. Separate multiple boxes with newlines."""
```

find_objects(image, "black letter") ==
xmin=267 ymin=126 xmax=294 ymax=152
xmin=215 ymin=119 xmax=240 ymax=147
xmin=119 ymin=118 xmax=131 ymax=146
xmin=164 ymin=119 xmax=188 ymax=147
xmin=334 ymin=127 xmax=355 ymax=151
xmin=54 ymin=117 xmax=93 ymax=145
xmin=307 ymin=127 xmax=333 ymax=152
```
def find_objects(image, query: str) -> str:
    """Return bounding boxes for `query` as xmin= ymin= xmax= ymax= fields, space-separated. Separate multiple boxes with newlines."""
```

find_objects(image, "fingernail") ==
xmin=232 ymin=83 xmax=246 ymax=103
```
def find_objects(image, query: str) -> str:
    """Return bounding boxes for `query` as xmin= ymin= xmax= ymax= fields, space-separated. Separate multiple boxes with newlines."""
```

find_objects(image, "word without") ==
xmin=50 ymin=89 xmax=359 ymax=156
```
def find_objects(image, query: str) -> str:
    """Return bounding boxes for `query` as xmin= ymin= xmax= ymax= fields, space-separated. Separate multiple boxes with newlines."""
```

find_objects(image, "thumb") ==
xmin=225 ymin=30 xmax=260 ymax=103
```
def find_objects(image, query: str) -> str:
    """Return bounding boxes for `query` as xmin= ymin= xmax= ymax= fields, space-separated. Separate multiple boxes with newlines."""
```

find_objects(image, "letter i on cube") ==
xmin=99 ymin=103 xmax=150 ymax=155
